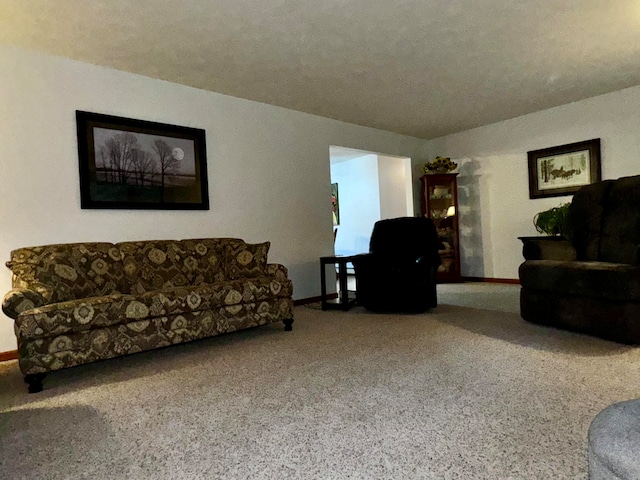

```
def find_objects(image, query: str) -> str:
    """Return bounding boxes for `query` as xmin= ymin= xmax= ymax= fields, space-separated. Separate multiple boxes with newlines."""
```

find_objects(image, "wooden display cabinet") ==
xmin=420 ymin=173 xmax=462 ymax=282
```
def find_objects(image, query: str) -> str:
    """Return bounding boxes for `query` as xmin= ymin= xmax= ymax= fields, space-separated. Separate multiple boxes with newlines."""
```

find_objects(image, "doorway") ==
xmin=329 ymin=146 xmax=413 ymax=258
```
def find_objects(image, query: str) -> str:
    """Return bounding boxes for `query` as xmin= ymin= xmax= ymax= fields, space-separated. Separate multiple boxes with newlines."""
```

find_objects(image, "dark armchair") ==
xmin=352 ymin=217 xmax=440 ymax=312
xmin=519 ymin=175 xmax=640 ymax=344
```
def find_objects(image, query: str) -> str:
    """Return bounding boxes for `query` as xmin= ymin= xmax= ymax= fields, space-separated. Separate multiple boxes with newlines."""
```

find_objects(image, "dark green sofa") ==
xmin=519 ymin=175 xmax=640 ymax=344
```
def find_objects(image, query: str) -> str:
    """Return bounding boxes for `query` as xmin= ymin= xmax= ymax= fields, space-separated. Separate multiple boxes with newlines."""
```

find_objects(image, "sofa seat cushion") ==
xmin=519 ymin=260 xmax=640 ymax=301
xmin=129 ymin=276 xmax=293 ymax=320
xmin=17 ymin=297 xmax=294 ymax=375
xmin=15 ymin=276 xmax=293 ymax=341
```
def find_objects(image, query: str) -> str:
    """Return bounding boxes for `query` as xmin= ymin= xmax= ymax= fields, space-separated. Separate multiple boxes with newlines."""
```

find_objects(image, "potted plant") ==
xmin=533 ymin=202 xmax=571 ymax=238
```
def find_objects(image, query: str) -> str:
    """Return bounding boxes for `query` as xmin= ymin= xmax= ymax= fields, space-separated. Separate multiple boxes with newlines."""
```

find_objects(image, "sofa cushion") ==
xmin=179 ymin=238 xmax=244 ymax=284
xmin=15 ymin=276 xmax=293 ymax=341
xmin=130 ymin=276 xmax=292 ymax=319
xmin=117 ymin=239 xmax=248 ymax=294
xmin=8 ymin=243 xmax=126 ymax=303
xmin=118 ymin=240 xmax=189 ymax=294
xmin=17 ymin=297 xmax=294 ymax=375
xmin=225 ymin=242 xmax=270 ymax=279
xmin=519 ymin=260 xmax=640 ymax=301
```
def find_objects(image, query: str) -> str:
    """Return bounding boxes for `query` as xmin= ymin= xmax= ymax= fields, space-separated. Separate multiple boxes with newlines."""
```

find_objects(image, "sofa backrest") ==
xmin=568 ymin=175 xmax=640 ymax=264
xmin=567 ymin=180 xmax=614 ymax=261
xmin=116 ymin=238 xmax=244 ymax=294
xmin=7 ymin=242 xmax=127 ymax=303
xmin=7 ymin=237 xmax=271 ymax=301
xmin=599 ymin=175 xmax=640 ymax=265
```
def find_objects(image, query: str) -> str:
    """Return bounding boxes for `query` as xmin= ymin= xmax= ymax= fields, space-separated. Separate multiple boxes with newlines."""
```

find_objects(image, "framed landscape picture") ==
xmin=76 ymin=111 xmax=209 ymax=209
xmin=527 ymin=138 xmax=601 ymax=199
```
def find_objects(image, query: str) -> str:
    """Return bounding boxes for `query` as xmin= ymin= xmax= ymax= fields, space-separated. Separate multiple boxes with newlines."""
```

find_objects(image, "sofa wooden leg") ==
xmin=283 ymin=318 xmax=294 ymax=331
xmin=24 ymin=373 xmax=46 ymax=393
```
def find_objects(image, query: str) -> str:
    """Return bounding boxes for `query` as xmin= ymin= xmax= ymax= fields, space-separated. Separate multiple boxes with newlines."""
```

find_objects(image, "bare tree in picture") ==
xmin=130 ymin=148 xmax=156 ymax=186
xmin=98 ymin=132 xmax=139 ymax=184
xmin=152 ymin=139 xmax=179 ymax=192
xmin=96 ymin=148 xmax=113 ymax=183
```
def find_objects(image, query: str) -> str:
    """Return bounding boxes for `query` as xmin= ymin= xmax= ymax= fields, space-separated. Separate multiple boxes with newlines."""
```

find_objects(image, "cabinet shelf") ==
xmin=420 ymin=173 xmax=461 ymax=282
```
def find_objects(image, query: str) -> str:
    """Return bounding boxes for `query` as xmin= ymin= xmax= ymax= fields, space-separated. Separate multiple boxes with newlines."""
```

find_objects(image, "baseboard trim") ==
xmin=294 ymin=293 xmax=338 ymax=306
xmin=0 ymin=350 xmax=18 ymax=362
xmin=462 ymin=276 xmax=520 ymax=285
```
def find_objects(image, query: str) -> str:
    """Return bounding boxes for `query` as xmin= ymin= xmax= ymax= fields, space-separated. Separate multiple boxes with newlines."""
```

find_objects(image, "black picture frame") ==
xmin=331 ymin=182 xmax=340 ymax=226
xmin=76 ymin=111 xmax=209 ymax=210
xmin=527 ymin=138 xmax=601 ymax=199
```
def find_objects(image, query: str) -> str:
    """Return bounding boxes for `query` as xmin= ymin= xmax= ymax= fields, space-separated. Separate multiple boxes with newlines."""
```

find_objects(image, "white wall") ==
xmin=0 ymin=46 xmax=423 ymax=352
xmin=421 ymin=85 xmax=640 ymax=280
xmin=378 ymin=155 xmax=413 ymax=219
xmin=331 ymin=155 xmax=381 ymax=256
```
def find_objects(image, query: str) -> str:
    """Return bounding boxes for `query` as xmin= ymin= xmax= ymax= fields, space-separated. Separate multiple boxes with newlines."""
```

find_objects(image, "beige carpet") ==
xmin=0 ymin=283 xmax=638 ymax=479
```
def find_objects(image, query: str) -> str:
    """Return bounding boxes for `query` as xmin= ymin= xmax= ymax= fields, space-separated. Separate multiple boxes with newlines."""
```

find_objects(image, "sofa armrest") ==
xmin=2 ymin=288 xmax=46 ymax=319
xmin=266 ymin=263 xmax=288 ymax=281
xmin=518 ymin=236 xmax=577 ymax=261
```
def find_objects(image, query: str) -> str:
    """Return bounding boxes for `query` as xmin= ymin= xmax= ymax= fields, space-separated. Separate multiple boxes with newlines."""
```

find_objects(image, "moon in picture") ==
xmin=172 ymin=147 xmax=185 ymax=161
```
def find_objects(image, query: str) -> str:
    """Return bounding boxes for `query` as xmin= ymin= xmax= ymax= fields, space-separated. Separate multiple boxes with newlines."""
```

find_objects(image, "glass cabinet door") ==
xmin=420 ymin=173 xmax=461 ymax=282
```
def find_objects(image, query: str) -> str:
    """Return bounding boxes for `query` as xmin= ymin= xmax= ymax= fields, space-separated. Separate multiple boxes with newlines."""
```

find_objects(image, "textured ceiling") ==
xmin=2 ymin=0 xmax=640 ymax=139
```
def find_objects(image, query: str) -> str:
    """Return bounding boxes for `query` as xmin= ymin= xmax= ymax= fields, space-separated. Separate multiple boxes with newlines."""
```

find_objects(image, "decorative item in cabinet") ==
xmin=420 ymin=173 xmax=461 ymax=282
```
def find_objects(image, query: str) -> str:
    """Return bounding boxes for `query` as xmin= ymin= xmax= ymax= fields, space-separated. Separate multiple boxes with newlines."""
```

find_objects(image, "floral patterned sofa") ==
xmin=2 ymin=238 xmax=294 ymax=392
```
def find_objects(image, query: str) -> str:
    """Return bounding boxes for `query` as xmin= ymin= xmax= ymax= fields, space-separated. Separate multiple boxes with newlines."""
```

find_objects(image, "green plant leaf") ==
xmin=533 ymin=203 xmax=571 ymax=237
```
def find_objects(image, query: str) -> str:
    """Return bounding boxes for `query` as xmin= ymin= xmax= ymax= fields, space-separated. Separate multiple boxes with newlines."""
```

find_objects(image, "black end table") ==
xmin=320 ymin=255 xmax=358 ymax=310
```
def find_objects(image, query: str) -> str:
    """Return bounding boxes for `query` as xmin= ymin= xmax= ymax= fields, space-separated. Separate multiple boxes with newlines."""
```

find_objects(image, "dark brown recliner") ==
xmin=519 ymin=175 xmax=640 ymax=344
xmin=352 ymin=217 xmax=440 ymax=313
